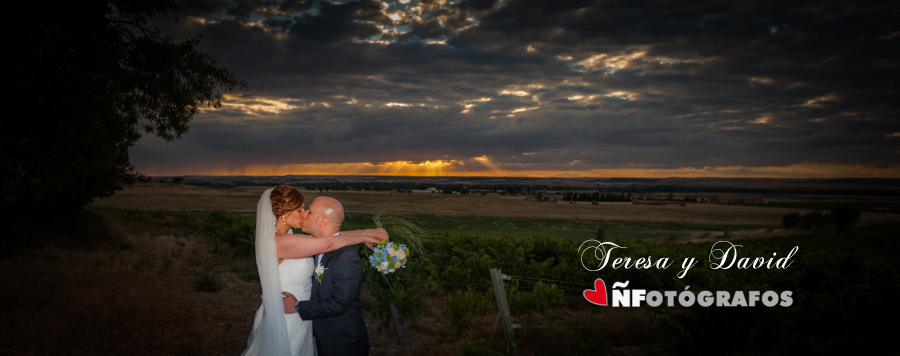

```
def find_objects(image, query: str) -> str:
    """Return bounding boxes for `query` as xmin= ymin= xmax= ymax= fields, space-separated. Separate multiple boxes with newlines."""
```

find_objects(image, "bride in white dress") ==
xmin=243 ymin=253 xmax=316 ymax=355
xmin=242 ymin=186 xmax=387 ymax=356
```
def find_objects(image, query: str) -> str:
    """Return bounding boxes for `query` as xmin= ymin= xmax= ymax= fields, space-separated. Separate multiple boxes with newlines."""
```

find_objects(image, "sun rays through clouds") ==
xmin=130 ymin=0 xmax=900 ymax=178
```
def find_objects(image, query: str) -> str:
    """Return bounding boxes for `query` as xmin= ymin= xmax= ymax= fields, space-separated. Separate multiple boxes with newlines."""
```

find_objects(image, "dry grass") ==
xmin=90 ymin=183 xmax=264 ymax=213
xmin=0 ymin=213 xmax=261 ymax=355
xmin=92 ymin=183 xmax=897 ymax=228
xmin=0 ymin=211 xmax=664 ymax=356
xmin=15 ymin=183 xmax=887 ymax=355
xmin=364 ymin=292 xmax=667 ymax=356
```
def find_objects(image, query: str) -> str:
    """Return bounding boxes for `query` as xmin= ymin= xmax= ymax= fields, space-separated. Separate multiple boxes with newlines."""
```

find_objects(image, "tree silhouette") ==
xmin=809 ymin=210 xmax=831 ymax=232
xmin=3 ymin=0 xmax=244 ymax=215
xmin=782 ymin=212 xmax=800 ymax=230
xmin=831 ymin=205 xmax=861 ymax=232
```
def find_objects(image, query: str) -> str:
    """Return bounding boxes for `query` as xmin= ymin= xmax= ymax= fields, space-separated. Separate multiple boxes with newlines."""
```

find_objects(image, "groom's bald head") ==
xmin=301 ymin=197 xmax=344 ymax=236
xmin=314 ymin=197 xmax=344 ymax=227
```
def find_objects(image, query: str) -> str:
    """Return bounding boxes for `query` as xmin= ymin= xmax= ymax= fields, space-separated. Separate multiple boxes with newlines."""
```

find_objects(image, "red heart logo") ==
xmin=584 ymin=278 xmax=608 ymax=306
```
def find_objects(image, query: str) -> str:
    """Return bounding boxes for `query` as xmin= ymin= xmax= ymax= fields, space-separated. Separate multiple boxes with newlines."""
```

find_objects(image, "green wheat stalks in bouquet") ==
xmin=370 ymin=207 xmax=427 ymax=259
xmin=367 ymin=206 xmax=429 ymax=323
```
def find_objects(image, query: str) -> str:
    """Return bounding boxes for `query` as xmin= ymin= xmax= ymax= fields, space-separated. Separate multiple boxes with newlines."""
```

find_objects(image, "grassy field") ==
xmin=751 ymin=201 xmax=900 ymax=213
xmin=2 ymin=183 xmax=895 ymax=355
xmin=91 ymin=183 xmax=897 ymax=244
xmin=90 ymin=183 xmax=897 ymax=227
xmin=343 ymin=213 xmax=776 ymax=241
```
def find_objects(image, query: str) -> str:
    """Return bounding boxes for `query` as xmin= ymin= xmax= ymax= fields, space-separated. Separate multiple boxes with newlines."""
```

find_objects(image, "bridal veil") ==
xmin=242 ymin=188 xmax=291 ymax=356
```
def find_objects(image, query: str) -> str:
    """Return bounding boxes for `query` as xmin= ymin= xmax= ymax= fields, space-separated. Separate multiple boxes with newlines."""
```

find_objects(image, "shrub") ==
xmin=199 ymin=210 xmax=255 ymax=257
xmin=831 ymin=205 xmax=861 ymax=232
xmin=442 ymin=287 xmax=493 ymax=340
xmin=782 ymin=212 xmax=800 ymax=230
xmin=507 ymin=280 xmax=564 ymax=315
xmin=809 ymin=210 xmax=831 ymax=232
xmin=459 ymin=340 xmax=504 ymax=356
xmin=122 ymin=210 xmax=146 ymax=222
xmin=194 ymin=271 xmax=222 ymax=293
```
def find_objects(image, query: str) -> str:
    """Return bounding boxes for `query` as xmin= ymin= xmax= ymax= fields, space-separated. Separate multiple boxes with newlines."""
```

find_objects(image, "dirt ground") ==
xmin=0 ymin=221 xmax=256 ymax=355
xmin=0 ymin=209 xmax=665 ymax=355
xmin=7 ymin=183 xmax=891 ymax=355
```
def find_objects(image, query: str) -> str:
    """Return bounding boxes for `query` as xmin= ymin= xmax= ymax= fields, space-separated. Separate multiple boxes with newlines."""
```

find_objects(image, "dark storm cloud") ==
xmin=134 ymin=0 xmax=900 ymax=175
xmin=289 ymin=0 xmax=393 ymax=44
xmin=176 ymin=0 xmax=225 ymax=17
xmin=279 ymin=0 xmax=311 ymax=13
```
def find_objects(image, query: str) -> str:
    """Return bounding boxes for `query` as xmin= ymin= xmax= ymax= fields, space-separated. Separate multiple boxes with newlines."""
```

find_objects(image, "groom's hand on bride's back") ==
xmin=282 ymin=292 xmax=298 ymax=314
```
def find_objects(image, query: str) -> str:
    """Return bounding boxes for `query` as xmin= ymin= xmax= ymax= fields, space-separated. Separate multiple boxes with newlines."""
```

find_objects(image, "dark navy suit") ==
xmin=295 ymin=246 xmax=369 ymax=356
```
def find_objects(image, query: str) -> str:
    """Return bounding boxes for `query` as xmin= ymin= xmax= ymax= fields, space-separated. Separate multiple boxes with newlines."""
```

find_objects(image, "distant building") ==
xmin=632 ymin=200 xmax=684 ymax=206
xmin=708 ymin=196 xmax=766 ymax=204
xmin=411 ymin=187 xmax=439 ymax=193
xmin=526 ymin=191 xmax=559 ymax=202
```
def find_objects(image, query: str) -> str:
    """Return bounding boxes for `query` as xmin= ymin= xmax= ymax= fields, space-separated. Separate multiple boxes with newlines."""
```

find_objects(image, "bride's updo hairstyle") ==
xmin=270 ymin=185 xmax=304 ymax=218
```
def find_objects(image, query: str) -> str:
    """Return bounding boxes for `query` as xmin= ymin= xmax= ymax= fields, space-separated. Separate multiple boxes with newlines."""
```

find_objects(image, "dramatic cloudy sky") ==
xmin=131 ymin=0 xmax=900 ymax=177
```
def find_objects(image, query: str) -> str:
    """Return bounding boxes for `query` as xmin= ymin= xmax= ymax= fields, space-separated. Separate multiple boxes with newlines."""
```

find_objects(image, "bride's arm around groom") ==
xmin=285 ymin=197 xmax=370 ymax=356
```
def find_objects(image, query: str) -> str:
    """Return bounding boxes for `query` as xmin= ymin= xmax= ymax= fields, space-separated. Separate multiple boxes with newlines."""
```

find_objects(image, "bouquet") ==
xmin=369 ymin=241 xmax=408 ymax=274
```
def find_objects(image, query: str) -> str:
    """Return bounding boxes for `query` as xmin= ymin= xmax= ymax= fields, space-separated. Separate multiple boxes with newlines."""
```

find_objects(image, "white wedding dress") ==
xmin=242 ymin=256 xmax=316 ymax=356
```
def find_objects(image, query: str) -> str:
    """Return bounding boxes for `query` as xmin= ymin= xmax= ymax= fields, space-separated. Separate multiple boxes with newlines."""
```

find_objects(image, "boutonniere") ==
xmin=315 ymin=263 xmax=327 ymax=283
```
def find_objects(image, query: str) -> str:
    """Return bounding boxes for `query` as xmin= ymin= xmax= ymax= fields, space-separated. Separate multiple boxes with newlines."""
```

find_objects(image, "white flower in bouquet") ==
xmin=369 ymin=241 xmax=408 ymax=274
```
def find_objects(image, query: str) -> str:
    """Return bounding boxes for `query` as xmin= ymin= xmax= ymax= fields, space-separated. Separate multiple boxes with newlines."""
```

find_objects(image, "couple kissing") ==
xmin=241 ymin=185 xmax=387 ymax=356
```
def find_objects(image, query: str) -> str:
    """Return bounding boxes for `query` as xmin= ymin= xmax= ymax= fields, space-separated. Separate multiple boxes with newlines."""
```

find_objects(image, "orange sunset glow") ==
xmin=124 ymin=0 xmax=899 ymax=181
xmin=156 ymin=160 xmax=900 ymax=179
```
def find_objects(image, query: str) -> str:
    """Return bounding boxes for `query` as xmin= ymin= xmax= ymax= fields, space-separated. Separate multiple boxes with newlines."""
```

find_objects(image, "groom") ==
xmin=283 ymin=197 xmax=369 ymax=356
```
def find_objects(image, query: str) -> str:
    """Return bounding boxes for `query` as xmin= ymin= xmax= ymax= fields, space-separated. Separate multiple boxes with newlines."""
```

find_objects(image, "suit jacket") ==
xmin=295 ymin=246 xmax=369 ymax=356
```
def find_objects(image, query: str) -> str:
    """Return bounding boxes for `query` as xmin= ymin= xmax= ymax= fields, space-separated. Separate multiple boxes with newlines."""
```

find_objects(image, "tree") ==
xmin=782 ymin=212 xmax=800 ymax=230
xmin=3 ymin=0 xmax=244 ymax=215
xmin=809 ymin=210 xmax=831 ymax=232
xmin=798 ymin=214 xmax=813 ymax=231
xmin=831 ymin=205 xmax=861 ymax=232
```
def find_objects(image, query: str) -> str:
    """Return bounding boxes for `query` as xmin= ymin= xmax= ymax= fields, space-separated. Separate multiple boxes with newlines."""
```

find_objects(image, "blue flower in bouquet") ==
xmin=369 ymin=240 xmax=408 ymax=274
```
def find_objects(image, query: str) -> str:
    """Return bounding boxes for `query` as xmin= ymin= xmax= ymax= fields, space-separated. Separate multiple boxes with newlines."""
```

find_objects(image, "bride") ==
xmin=242 ymin=185 xmax=387 ymax=356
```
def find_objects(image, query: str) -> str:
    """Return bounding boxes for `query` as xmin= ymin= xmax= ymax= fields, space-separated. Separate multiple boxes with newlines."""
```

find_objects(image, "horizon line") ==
xmin=139 ymin=174 xmax=900 ymax=180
